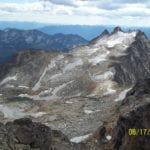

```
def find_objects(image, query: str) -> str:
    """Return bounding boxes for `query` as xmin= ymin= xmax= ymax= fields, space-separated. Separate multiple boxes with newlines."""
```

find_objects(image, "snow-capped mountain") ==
xmin=0 ymin=27 xmax=150 ymax=147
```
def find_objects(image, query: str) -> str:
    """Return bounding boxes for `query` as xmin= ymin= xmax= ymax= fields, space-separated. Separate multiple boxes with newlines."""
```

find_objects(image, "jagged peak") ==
xmin=112 ymin=26 xmax=123 ymax=34
xmin=89 ymin=29 xmax=109 ymax=44
xmin=136 ymin=30 xmax=148 ymax=40
xmin=100 ymin=29 xmax=109 ymax=37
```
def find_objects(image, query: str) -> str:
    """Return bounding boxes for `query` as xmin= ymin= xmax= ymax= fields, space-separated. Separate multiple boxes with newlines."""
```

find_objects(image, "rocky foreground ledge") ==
xmin=0 ymin=118 xmax=72 ymax=150
xmin=0 ymin=104 xmax=150 ymax=150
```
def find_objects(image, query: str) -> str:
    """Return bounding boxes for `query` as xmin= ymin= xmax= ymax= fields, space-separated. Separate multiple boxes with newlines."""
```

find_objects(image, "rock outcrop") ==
xmin=111 ymin=31 xmax=150 ymax=86
xmin=0 ymin=118 xmax=73 ymax=150
xmin=104 ymin=78 xmax=150 ymax=150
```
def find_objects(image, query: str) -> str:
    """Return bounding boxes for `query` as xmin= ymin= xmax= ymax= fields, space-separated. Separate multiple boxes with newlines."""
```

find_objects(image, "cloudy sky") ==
xmin=0 ymin=0 xmax=150 ymax=26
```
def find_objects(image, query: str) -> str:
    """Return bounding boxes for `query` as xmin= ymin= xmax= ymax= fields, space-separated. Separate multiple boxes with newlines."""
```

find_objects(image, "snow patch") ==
xmin=94 ymin=71 xmax=114 ymax=81
xmin=106 ymin=31 xmax=137 ymax=48
xmin=70 ymin=134 xmax=92 ymax=143
xmin=32 ymin=55 xmax=64 ymax=91
xmin=39 ymin=88 xmax=52 ymax=96
xmin=52 ymin=80 xmax=74 ymax=96
xmin=106 ymin=135 xmax=112 ymax=141
xmin=63 ymin=58 xmax=83 ymax=72
xmin=30 ymin=112 xmax=47 ymax=118
xmin=115 ymin=87 xmax=132 ymax=101
xmin=0 ymin=105 xmax=25 ymax=119
xmin=5 ymin=84 xmax=15 ymax=88
xmin=89 ymin=51 xmax=110 ymax=65
xmin=65 ymin=101 xmax=73 ymax=104
xmin=18 ymin=85 xmax=29 ymax=89
xmin=50 ymin=73 xmax=62 ymax=80
xmin=0 ymin=75 xmax=17 ymax=85
xmin=104 ymin=82 xmax=116 ymax=95
xmin=84 ymin=110 xmax=93 ymax=114
xmin=84 ymin=109 xmax=100 ymax=114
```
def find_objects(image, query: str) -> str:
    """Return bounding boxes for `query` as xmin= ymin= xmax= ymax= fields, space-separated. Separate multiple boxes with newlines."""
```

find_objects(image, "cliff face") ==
xmin=0 ymin=118 xmax=73 ymax=150
xmin=112 ymin=31 xmax=150 ymax=86
xmin=111 ymin=79 xmax=150 ymax=150
xmin=112 ymin=104 xmax=150 ymax=150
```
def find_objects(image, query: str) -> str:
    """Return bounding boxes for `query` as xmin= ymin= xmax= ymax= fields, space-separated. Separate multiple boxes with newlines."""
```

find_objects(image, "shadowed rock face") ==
xmin=122 ymin=78 xmax=150 ymax=106
xmin=112 ymin=26 xmax=122 ymax=34
xmin=109 ymin=78 xmax=150 ymax=150
xmin=0 ymin=118 xmax=73 ymax=150
xmin=112 ymin=103 xmax=150 ymax=150
xmin=112 ymin=31 xmax=150 ymax=86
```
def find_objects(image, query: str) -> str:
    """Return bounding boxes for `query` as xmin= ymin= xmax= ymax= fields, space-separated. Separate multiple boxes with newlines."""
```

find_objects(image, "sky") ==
xmin=0 ymin=0 xmax=150 ymax=26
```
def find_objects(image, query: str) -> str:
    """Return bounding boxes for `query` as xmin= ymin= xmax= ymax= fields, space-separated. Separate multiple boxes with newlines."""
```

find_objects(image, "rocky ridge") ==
xmin=0 ymin=28 xmax=88 ymax=63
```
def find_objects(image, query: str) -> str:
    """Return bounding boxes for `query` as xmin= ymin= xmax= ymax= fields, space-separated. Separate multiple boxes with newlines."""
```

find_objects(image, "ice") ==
xmin=94 ymin=71 xmax=114 ymax=81
xmin=106 ymin=135 xmax=112 ymax=140
xmin=39 ymin=88 xmax=52 ymax=96
xmin=70 ymin=134 xmax=92 ymax=143
xmin=30 ymin=112 xmax=47 ymax=118
xmin=18 ymin=85 xmax=29 ymax=89
xmin=84 ymin=110 xmax=93 ymax=114
xmin=19 ymin=81 xmax=73 ymax=100
xmin=63 ymin=58 xmax=83 ymax=72
xmin=107 ymin=39 xmax=123 ymax=48
xmin=106 ymin=31 xmax=137 ymax=48
xmin=32 ymin=60 xmax=56 ymax=91
xmin=88 ymin=51 xmax=110 ymax=65
xmin=115 ymin=87 xmax=132 ymax=101
xmin=0 ymin=104 xmax=25 ymax=119
xmin=50 ymin=73 xmax=62 ymax=80
xmin=94 ymin=31 xmax=137 ymax=50
xmin=5 ymin=84 xmax=15 ymax=88
xmin=32 ymin=55 xmax=64 ymax=91
xmin=104 ymin=86 xmax=116 ymax=95
xmin=84 ymin=109 xmax=100 ymax=114
xmin=32 ymin=66 xmax=50 ymax=91
xmin=0 ymin=75 xmax=17 ymax=85
xmin=65 ymin=101 xmax=73 ymax=104
xmin=52 ymin=80 xmax=74 ymax=96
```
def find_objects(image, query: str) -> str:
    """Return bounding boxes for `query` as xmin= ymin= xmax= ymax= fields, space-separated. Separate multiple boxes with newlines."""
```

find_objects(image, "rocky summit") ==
xmin=0 ymin=27 xmax=150 ymax=149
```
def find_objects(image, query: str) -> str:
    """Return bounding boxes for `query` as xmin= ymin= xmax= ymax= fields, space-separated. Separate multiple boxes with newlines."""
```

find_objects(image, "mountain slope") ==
xmin=0 ymin=27 xmax=150 ymax=147
xmin=0 ymin=28 xmax=88 ymax=63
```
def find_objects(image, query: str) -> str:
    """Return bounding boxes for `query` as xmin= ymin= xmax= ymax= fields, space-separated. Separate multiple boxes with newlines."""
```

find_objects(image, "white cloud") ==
xmin=0 ymin=0 xmax=150 ymax=26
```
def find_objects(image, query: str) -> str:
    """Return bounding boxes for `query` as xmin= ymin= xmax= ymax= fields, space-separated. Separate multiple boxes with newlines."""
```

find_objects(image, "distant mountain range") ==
xmin=0 ymin=28 xmax=88 ymax=63
xmin=39 ymin=25 xmax=150 ymax=40
xmin=0 ymin=21 xmax=49 ymax=30
xmin=39 ymin=25 xmax=114 ymax=40
xmin=1 ymin=21 xmax=150 ymax=40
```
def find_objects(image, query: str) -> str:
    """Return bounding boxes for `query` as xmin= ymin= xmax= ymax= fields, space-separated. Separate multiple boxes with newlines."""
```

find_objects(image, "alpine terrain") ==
xmin=0 ymin=27 xmax=150 ymax=150
xmin=0 ymin=28 xmax=88 ymax=63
